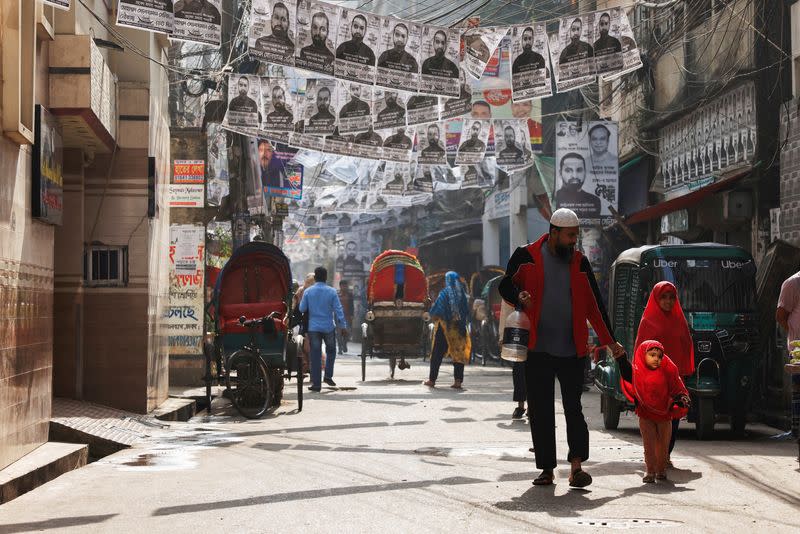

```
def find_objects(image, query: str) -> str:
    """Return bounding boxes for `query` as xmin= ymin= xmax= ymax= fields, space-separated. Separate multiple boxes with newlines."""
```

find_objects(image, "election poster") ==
xmin=602 ymin=8 xmax=643 ymax=80
xmin=222 ymin=74 xmax=261 ymax=132
xmin=441 ymin=72 xmax=473 ymax=120
xmin=324 ymin=128 xmax=353 ymax=157
xmin=406 ymin=95 xmax=440 ymax=127
xmin=419 ymin=25 xmax=461 ymax=97
xmin=297 ymin=78 xmax=337 ymax=135
xmin=509 ymin=23 xmax=552 ymax=101
xmin=173 ymin=0 xmax=221 ymax=45
xmin=455 ymin=119 xmax=490 ymax=165
xmin=416 ymin=122 xmax=447 ymax=165
xmin=411 ymin=165 xmax=434 ymax=193
xmin=351 ymin=127 xmax=384 ymax=159
xmin=462 ymin=27 xmax=507 ymax=80
xmin=44 ymin=0 xmax=71 ymax=10
xmin=460 ymin=159 xmax=496 ymax=189
xmin=253 ymin=138 xmax=304 ymax=200
xmin=260 ymin=77 xmax=296 ymax=133
xmin=382 ymin=162 xmax=412 ymax=196
xmin=549 ymin=14 xmax=596 ymax=92
xmin=248 ymin=0 xmax=297 ymax=66
xmin=335 ymin=9 xmax=380 ymax=84
xmin=336 ymin=81 xmax=373 ymax=135
xmin=373 ymin=89 xmax=407 ymax=131
xmin=554 ymin=121 xmax=618 ymax=224
xmin=376 ymin=17 xmax=421 ymax=91
xmin=295 ymin=1 xmax=339 ymax=76
xmin=381 ymin=127 xmax=414 ymax=163
xmin=593 ymin=8 xmax=624 ymax=76
xmin=493 ymin=119 xmax=532 ymax=169
xmin=430 ymin=164 xmax=461 ymax=191
xmin=116 ymin=0 xmax=174 ymax=35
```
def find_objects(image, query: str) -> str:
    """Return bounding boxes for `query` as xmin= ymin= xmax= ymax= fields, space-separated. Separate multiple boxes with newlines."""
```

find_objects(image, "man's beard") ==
xmin=471 ymin=133 xmax=478 ymax=141
xmin=273 ymin=27 xmax=287 ymax=39
xmin=566 ymin=179 xmax=583 ymax=191
xmin=554 ymin=243 xmax=574 ymax=260
xmin=312 ymin=35 xmax=325 ymax=47
xmin=274 ymin=103 xmax=285 ymax=111
xmin=523 ymin=44 xmax=532 ymax=52
xmin=434 ymin=49 xmax=445 ymax=58
xmin=352 ymin=33 xmax=363 ymax=43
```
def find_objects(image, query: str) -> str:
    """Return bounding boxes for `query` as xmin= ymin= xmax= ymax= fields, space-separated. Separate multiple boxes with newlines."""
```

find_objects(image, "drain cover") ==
xmin=559 ymin=518 xmax=683 ymax=529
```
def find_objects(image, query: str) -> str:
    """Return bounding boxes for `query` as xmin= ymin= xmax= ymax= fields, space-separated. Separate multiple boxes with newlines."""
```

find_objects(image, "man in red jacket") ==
xmin=499 ymin=208 xmax=624 ymax=488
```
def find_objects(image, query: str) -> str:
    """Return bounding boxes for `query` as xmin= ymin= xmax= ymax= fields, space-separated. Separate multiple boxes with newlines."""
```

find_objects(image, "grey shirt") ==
xmin=534 ymin=246 xmax=577 ymax=357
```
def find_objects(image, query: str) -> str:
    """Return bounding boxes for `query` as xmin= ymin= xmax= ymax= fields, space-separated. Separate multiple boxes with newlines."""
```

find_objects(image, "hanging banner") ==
xmin=462 ymin=27 xmax=507 ymax=80
xmin=601 ymin=8 xmax=642 ymax=80
xmin=351 ymin=127 xmax=384 ymax=159
xmin=260 ymin=77 xmax=296 ymax=133
xmin=406 ymin=95 xmax=440 ymax=127
xmin=550 ymin=14 xmax=597 ymax=93
xmin=376 ymin=18 xmax=421 ymax=91
xmin=173 ymin=159 xmax=205 ymax=184
xmin=249 ymin=0 xmax=297 ymax=66
xmin=417 ymin=121 xmax=447 ymax=165
xmin=335 ymin=9 xmax=380 ymax=84
xmin=255 ymin=139 xmax=303 ymax=199
xmin=168 ymin=224 xmax=204 ymax=355
xmin=116 ymin=0 xmax=174 ymax=35
xmin=419 ymin=25 xmax=461 ymax=97
xmin=592 ymin=8 xmax=624 ymax=76
xmin=296 ymin=78 xmax=337 ymax=135
xmin=494 ymin=119 xmax=533 ymax=169
xmin=411 ymin=165 xmax=435 ymax=193
xmin=430 ymin=165 xmax=461 ymax=191
xmin=44 ymin=0 xmax=71 ymax=10
xmin=509 ymin=23 xmax=552 ymax=102
xmin=441 ymin=73 xmax=473 ymax=120
xmin=222 ymin=74 xmax=261 ymax=132
xmin=381 ymin=127 xmax=414 ymax=163
xmin=295 ymin=1 xmax=339 ymax=76
xmin=460 ymin=160 xmax=496 ymax=189
xmin=173 ymin=0 xmax=222 ymax=45
xmin=382 ymin=162 xmax=412 ymax=196
xmin=455 ymin=119 xmax=490 ymax=165
xmin=336 ymin=81 xmax=373 ymax=134
xmin=555 ymin=121 xmax=618 ymax=224
xmin=324 ymin=128 xmax=352 ymax=156
xmin=373 ymin=89 xmax=407 ymax=131
xmin=169 ymin=184 xmax=204 ymax=207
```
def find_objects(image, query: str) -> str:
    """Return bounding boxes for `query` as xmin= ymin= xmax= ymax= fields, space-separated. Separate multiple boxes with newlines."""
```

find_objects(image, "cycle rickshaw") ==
xmin=205 ymin=242 xmax=303 ymax=418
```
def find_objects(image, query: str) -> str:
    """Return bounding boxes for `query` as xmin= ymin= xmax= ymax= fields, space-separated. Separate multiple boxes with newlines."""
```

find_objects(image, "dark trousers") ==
xmin=526 ymin=352 xmax=589 ymax=470
xmin=669 ymin=418 xmax=679 ymax=454
xmin=513 ymin=361 xmax=526 ymax=402
xmin=307 ymin=330 xmax=336 ymax=388
xmin=429 ymin=327 xmax=464 ymax=382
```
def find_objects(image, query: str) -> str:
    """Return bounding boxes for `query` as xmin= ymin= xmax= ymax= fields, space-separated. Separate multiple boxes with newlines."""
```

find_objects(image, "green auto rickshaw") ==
xmin=595 ymin=243 xmax=759 ymax=439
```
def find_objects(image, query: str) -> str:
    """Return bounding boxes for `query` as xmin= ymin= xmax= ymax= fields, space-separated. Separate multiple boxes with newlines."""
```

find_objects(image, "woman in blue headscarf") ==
xmin=423 ymin=271 xmax=472 ymax=389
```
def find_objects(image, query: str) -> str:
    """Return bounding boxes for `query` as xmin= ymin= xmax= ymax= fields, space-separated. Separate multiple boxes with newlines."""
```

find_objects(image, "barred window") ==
xmin=83 ymin=246 xmax=129 ymax=287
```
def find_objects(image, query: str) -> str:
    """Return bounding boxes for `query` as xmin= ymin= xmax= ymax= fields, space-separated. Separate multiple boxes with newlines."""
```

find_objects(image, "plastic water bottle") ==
xmin=501 ymin=306 xmax=530 ymax=362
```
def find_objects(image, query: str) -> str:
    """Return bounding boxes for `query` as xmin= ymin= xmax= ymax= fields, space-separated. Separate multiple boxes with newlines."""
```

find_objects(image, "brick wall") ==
xmin=780 ymin=99 xmax=800 ymax=245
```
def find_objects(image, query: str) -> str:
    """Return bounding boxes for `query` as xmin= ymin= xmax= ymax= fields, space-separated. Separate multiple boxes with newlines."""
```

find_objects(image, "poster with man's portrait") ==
xmin=411 ymin=164 xmax=434 ymax=193
xmin=593 ymin=9 xmax=624 ymax=76
xmin=549 ymin=14 xmax=596 ymax=92
xmin=295 ymin=1 xmax=339 ymax=75
xmin=323 ymin=128 xmax=353 ymax=157
xmin=493 ymin=119 xmax=532 ymax=168
xmin=462 ymin=27 xmax=507 ymax=80
xmin=249 ymin=0 xmax=297 ymax=66
xmin=222 ymin=74 xmax=261 ymax=132
xmin=406 ymin=95 xmax=440 ymax=127
xmin=335 ymin=9 xmax=380 ymax=84
xmin=602 ymin=8 xmax=643 ymax=80
xmin=351 ymin=127 xmax=384 ymax=159
xmin=455 ymin=119 xmax=490 ymax=165
xmin=260 ymin=77 xmax=295 ymax=133
xmin=376 ymin=18 xmax=421 ymax=91
xmin=381 ymin=127 xmax=414 ymax=163
xmin=382 ymin=162 xmax=412 ymax=195
xmin=441 ymin=71 xmax=473 ymax=120
xmin=509 ymin=22 xmax=552 ymax=101
xmin=336 ymin=81 xmax=373 ymax=134
xmin=116 ymin=0 xmax=174 ymax=35
xmin=296 ymin=78 xmax=337 ymax=135
xmin=173 ymin=0 xmax=222 ymax=45
xmin=460 ymin=157 xmax=496 ymax=189
xmin=373 ymin=89 xmax=407 ymax=131
xmin=419 ymin=25 xmax=461 ymax=97
xmin=554 ymin=120 xmax=618 ymax=224
xmin=417 ymin=121 xmax=447 ymax=165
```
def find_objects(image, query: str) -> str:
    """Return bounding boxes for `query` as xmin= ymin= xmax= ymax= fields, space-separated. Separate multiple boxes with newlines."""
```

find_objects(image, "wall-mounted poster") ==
xmin=174 ymin=0 xmax=222 ymax=45
xmin=173 ymin=160 xmax=205 ymax=184
xmin=116 ymin=0 xmax=174 ymax=35
xmin=169 ymin=184 xmax=205 ymax=207
xmin=168 ymin=224 xmax=205 ymax=355
xmin=32 ymin=106 xmax=63 ymax=225
xmin=554 ymin=121 xmax=618 ymax=224
xmin=376 ymin=17 xmax=421 ymax=91
xmin=295 ymin=1 xmax=339 ymax=75
xmin=335 ymin=9 xmax=380 ymax=84
xmin=549 ymin=14 xmax=596 ymax=92
xmin=509 ymin=22 xmax=552 ymax=101
xmin=455 ymin=119 xmax=490 ymax=165
xmin=249 ymin=0 xmax=297 ymax=66
xmin=222 ymin=74 xmax=261 ymax=132
xmin=419 ymin=25 xmax=461 ymax=97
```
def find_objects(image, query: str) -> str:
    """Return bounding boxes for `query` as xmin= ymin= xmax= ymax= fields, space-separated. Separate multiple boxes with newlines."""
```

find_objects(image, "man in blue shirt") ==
xmin=299 ymin=267 xmax=348 ymax=391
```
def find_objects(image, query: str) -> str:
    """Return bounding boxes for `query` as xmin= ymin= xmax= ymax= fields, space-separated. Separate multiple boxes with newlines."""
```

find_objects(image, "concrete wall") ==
xmin=780 ymin=99 xmax=800 ymax=246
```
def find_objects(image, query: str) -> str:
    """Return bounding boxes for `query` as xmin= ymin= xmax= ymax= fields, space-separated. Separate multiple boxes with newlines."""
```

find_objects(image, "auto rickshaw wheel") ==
xmin=696 ymin=397 xmax=715 ymax=440
xmin=601 ymin=393 xmax=621 ymax=430
xmin=226 ymin=349 xmax=271 ymax=419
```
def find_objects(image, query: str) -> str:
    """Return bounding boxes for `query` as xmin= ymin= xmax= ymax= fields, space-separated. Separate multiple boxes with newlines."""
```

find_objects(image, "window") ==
xmin=83 ymin=246 xmax=129 ymax=287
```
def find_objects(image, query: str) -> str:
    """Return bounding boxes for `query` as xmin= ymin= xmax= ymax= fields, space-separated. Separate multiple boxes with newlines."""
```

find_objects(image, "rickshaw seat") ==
xmin=220 ymin=301 xmax=287 ymax=333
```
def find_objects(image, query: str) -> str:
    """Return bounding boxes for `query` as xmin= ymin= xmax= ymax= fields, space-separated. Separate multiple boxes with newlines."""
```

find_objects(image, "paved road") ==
xmin=1 ymin=352 xmax=799 ymax=533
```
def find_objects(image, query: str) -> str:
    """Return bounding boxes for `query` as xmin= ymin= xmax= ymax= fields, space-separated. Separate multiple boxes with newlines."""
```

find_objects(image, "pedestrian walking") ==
xmin=337 ymin=280 xmax=355 ymax=354
xmin=634 ymin=281 xmax=694 ymax=466
xmin=498 ymin=208 xmax=624 ymax=487
xmin=299 ymin=267 xmax=348 ymax=392
xmin=615 ymin=340 xmax=690 ymax=483
xmin=777 ymin=270 xmax=800 ymax=352
xmin=424 ymin=271 xmax=471 ymax=389
xmin=291 ymin=273 xmax=315 ymax=374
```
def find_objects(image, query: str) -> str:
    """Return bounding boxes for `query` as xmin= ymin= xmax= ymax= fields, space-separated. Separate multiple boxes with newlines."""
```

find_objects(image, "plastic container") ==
xmin=501 ymin=306 xmax=530 ymax=362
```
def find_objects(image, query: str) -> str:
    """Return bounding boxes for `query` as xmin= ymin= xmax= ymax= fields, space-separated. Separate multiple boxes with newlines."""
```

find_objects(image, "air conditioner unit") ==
xmin=723 ymin=191 xmax=753 ymax=221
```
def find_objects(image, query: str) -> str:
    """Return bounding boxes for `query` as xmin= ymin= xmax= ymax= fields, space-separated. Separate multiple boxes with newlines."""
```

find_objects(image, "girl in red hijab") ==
xmin=635 ymin=281 xmax=694 ymax=463
xmin=615 ymin=340 xmax=690 ymax=483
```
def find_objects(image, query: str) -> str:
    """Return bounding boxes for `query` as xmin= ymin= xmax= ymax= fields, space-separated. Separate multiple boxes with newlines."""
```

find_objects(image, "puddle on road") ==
xmin=415 ymin=446 xmax=528 ymax=459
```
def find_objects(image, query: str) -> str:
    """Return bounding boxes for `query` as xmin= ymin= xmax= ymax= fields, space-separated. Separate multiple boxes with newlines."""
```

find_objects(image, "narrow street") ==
xmin=0 ymin=350 xmax=797 ymax=534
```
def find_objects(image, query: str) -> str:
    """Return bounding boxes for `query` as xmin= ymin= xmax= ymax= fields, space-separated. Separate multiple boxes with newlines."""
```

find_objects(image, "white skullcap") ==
xmin=550 ymin=208 xmax=580 ymax=228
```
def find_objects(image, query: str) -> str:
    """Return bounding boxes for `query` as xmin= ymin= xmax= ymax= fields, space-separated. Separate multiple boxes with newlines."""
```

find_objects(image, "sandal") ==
xmin=656 ymin=472 xmax=667 ymax=480
xmin=450 ymin=381 xmax=463 ymax=389
xmin=422 ymin=380 xmax=435 ymax=387
xmin=642 ymin=473 xmax=655 ymax=483
xmin=533 ymin=471 xmax=554 ymax=486
xmin=569 ymin=469 xmax=593 ymax=488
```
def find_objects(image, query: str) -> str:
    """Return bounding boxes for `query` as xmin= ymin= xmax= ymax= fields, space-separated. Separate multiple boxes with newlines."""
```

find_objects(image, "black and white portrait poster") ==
xmin=295 ymin=1 xmax=339 ymax=76
xmin=406 ymin=95 xmax=440 ymax=127
xmin=373 ymin=89 xmax=407 ymax=131
xmin=417 ymin=122 xmax=447 ymax=165
xmin=297 ymin=78 xmax=337 ymax=135
xmin=173 ymin=0 xmax=221 ymax=45
xmin=509 ymin=23 xmax=552 ymax=101
xmin=117 ymin=0 xmax=174 ymax=35
xmin=376 ymin=18 xmax=421 ymax=91
xmin=554 ymin=121 xmax=618 ymax=223
xmin=494 ymin=119 xmax=532 ymax=168
xmin=260 ymin=77 xmax=295 ymax=133
xmin=43 ymin=0 xmax=71 ymax=10
xmin=381 ymin=126 xmax=414 ymax=163
xmin=430 ymin=165 xmax=460 ymax=191
xmin=549 ymin=15 xmax=596 ymax=92
xmin=335 ymin=9 xmax=380 ymax=84
xmin=288 ymin=130 xmax=325 ymax=152
xmin=351 ymin=127 xmax=384 ymax=159
xmin=382 ymin=162 xmax=412 ymax=195
xmin=324 ymin=128 xmax=352 ymax=157
xmin=365 ymin=190 xmax=389 ymax=213
xmin=248 ymin=0 xmax=297 ymax=66
xmin=441 ymin=72 xmax=473 ymax=120
xmin=336 ymin=81 xmax=373 ymax=135
xmin=602 ymin=9 xmax=642 ymax=80
xmin=462 ymin=27 xmax=507 ymax=80
xmin=411 ymin=165 xmax=434 ymax=193
xmin=419 ymin=25 xmax=461 ymax=97
xmin=593 ymin=9 xmax=624 ymax=76
xmin=460 ymin=158 xmax=496 ymax=189
xmin=455 ymin=119 xmax=490 ymax=165
xmin=223 ymin=74 xmax=261 ymax=131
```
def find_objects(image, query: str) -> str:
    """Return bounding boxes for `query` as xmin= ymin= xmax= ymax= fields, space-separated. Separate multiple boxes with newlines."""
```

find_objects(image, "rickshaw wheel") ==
xmin=601 ymin=393 xmax=621 ymax=430
xmin=696 ymin=397 xmax=715 ymax=440
xmin=361 ymin=353 xmax=366 ymax=382
xmin=226 ymin=349 xmax=271 ymax=419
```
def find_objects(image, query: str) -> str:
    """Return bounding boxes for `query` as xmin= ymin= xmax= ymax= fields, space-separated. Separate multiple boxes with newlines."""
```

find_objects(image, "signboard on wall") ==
xmin=167 ymin=224 xmax=205 ymax=355
xmin=173 ymin=159 xmax=205 ymax=183
xmin=169 ymin=184 xmax=204 ymax=207
xmin=32 ymin=106 xmax=64 ymax=226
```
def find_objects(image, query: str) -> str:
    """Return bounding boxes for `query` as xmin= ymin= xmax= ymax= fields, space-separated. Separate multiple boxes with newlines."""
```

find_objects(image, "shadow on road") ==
xmin=0 ymin=514 xmax=118 ymax=533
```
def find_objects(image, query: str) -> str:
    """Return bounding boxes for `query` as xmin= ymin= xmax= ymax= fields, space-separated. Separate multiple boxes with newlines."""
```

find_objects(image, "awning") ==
xmin=624 ymin=169 xmax=750 ymax=225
